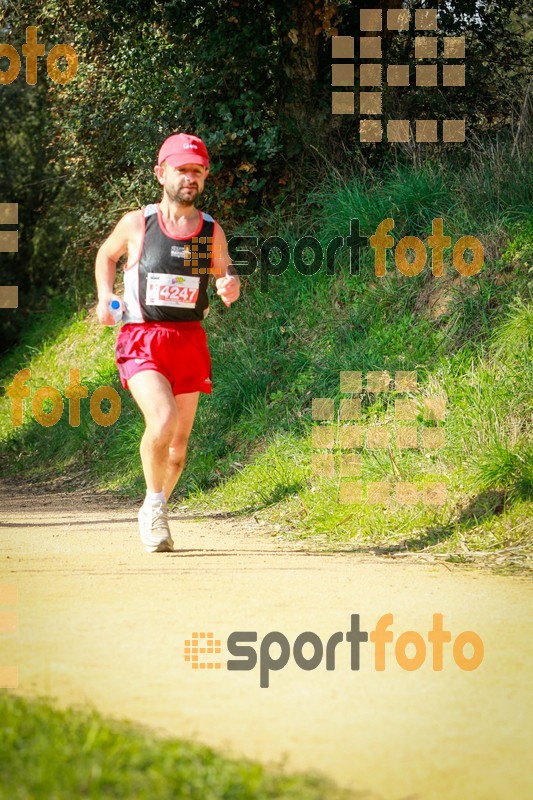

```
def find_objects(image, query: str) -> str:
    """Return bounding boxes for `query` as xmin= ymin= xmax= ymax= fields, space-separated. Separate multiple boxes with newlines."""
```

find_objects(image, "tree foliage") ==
xmin=0 ymin=0 xmax=530 ymax=349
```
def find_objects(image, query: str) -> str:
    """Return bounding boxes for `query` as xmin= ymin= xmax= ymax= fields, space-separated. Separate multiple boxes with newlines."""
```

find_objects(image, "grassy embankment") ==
xmin=0 ymin=693 xmax=353 ymax=800
xmin=1 ymin=149 xmax=531 ymax=565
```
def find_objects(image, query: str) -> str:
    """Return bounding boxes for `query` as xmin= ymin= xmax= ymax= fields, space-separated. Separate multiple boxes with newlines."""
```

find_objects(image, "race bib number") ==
xmin=145 ymin=273 xmax=199 ymax=308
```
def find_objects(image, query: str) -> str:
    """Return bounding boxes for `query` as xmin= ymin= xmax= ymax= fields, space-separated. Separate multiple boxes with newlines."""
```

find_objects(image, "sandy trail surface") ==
xmin=1 ymin=483 xmax=531 ymax=800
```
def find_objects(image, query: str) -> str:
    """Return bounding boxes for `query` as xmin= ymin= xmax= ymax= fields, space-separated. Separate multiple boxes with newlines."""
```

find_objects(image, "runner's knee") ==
xmin=168 ymin=435 xmax=189 ymax=468
xmin=144 ymin=411 xmax=179 ymax=446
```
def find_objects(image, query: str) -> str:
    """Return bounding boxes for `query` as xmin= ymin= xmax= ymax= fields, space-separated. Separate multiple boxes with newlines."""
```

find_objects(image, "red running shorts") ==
xmin=115 ymin=321 xmax=212 ymax=396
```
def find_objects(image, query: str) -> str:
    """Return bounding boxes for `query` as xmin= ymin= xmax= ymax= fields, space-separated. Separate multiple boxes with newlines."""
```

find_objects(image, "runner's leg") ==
xmin=163 ymin=391 xmax=200 ymax=501
xmin=127 ymin=370 xmax=178 ymax=493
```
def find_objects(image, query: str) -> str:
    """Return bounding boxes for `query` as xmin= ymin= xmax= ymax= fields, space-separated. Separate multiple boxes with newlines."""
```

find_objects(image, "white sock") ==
xmin=145 ymin=490 xmax=166 ymax=505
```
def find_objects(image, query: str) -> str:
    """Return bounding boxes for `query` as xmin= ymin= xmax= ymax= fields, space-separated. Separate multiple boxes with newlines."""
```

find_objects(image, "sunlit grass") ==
xmin=0 ymin=693 xmax=352 ymax=800
xmin=0 ymin=148 xmax=531 ymax=560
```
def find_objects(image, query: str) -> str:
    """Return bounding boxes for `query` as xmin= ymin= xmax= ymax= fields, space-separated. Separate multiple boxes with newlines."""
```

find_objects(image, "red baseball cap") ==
xmin=157 ymin=133 xmax=210 ymax=169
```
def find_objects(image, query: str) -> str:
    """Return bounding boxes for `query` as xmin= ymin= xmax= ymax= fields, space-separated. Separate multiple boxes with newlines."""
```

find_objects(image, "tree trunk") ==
xmin=278 ymin=0 xmax=340 ymax=130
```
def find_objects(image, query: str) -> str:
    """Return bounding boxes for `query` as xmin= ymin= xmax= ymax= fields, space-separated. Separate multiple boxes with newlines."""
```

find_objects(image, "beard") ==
xmin=165 ymin=184 xmax=200 ymax=206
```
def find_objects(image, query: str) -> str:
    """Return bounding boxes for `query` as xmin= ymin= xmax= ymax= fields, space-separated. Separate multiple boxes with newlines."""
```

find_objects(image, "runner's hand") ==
xmin=216 ymin=274 xmax=240 ymax=307
xmin=96 ymin=295 xmax=123 ymax=325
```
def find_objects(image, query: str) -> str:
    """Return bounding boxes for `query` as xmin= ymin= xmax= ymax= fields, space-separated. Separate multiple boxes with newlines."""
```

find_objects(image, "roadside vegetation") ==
xmin=0 ymin=693 xmax=353 ymax=800
xmin=1 ymin=4 xmax=531 ymax=797
xmin=1 ymin=147 xmax=531 ymax=569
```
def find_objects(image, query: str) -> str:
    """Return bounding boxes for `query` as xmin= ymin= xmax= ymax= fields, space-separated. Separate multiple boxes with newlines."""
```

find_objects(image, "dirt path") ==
xmin=1 ymin=484 xmax=531 ymax=800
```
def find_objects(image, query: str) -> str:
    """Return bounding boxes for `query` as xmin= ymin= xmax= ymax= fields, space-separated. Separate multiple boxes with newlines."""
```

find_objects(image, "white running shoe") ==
xmin=138 ymin=501 xmax=174 ymax=553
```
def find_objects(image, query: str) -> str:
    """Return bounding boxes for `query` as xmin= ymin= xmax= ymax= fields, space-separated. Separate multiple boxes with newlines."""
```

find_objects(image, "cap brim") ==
xmin=160 ymin=154 xmax=209 ymax=168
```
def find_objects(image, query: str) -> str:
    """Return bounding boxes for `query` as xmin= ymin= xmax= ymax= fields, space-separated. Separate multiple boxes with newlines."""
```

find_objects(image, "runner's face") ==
xmin=162 ymin=163 xmax=207 ymax=206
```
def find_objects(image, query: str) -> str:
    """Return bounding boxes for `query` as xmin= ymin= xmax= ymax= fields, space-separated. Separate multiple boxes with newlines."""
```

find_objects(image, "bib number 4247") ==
xmin=145 ymin=273 xmax=199 ymax=308
xmin=160 ymin=284 xmax=196 ymax=303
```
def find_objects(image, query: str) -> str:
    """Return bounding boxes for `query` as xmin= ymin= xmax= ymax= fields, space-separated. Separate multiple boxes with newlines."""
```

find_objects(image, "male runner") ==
xmin=95 ymin=133 xmax=240 ymax=552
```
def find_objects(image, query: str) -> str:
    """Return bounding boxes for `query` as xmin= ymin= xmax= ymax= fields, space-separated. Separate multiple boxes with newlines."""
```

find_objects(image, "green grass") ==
xmin=0 ymin=693 xmax=354 ymax=800
xmin=193 ymin=283 xmax=532 ymax=564
xmin=0 ymin=298 xmax=137 ymax=491
xmin=0 ymin=145 xmax=531 ymax=564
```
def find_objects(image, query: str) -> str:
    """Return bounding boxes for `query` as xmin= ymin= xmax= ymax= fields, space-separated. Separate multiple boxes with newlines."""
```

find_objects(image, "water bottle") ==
xmin=109 ymin=299 xmax=123 ymax=325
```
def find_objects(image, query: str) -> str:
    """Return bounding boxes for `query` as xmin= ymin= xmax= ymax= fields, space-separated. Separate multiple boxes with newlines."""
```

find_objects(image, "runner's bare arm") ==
xmin=212 ymin=222 xmax=240 ymax=307
xmin=95 ymin=210 xmax=142 ymax=325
